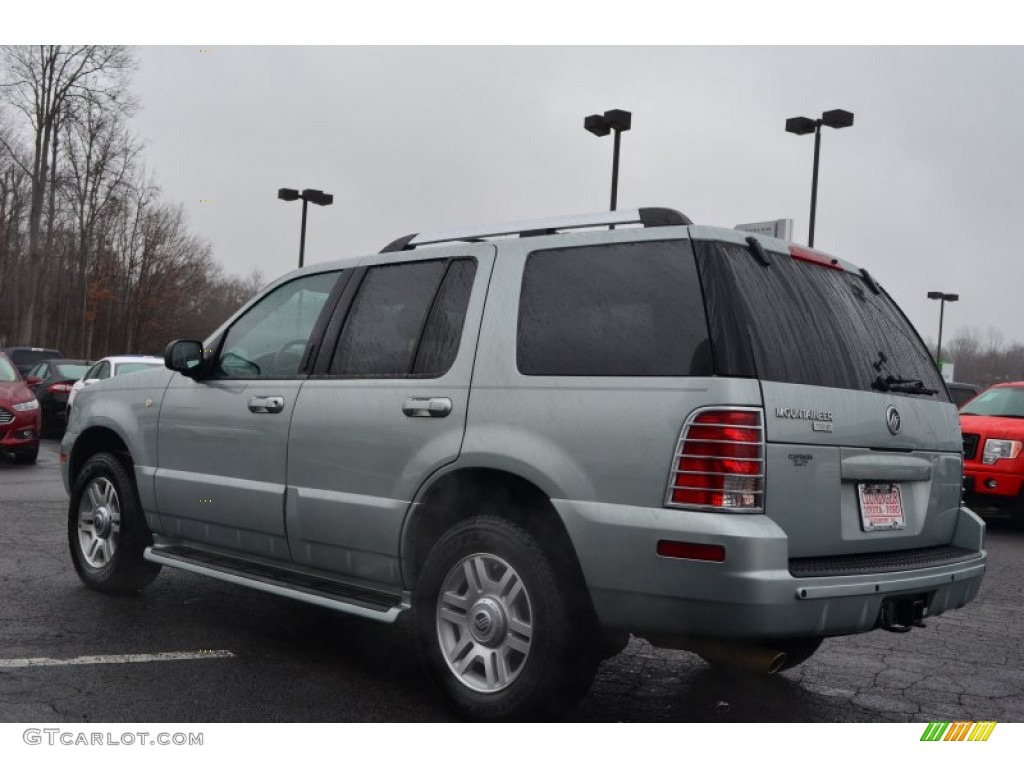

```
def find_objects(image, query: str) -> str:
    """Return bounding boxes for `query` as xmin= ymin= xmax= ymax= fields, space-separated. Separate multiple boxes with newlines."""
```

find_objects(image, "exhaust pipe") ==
xmin=644 ymin=634 xmax=787 ymax=675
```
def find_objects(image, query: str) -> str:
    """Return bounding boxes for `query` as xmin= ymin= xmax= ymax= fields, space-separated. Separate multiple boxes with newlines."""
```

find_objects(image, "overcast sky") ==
xmin=117 ymin=44 xmax=1024 ymax=351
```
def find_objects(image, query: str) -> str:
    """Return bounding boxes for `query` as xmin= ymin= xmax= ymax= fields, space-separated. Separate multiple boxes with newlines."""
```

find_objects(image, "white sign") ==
xmin=735 ymin=218 xmax=793 ymax=241
xmin=941 ymin=362 xmax=954 ymax=382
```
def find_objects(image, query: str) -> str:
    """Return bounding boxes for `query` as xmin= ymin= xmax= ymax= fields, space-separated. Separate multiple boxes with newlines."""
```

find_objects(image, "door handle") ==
xmin=402 ymin=397 xmax=452 ymax=418
xmin=248 ymin=395 xmax=285 ymax=414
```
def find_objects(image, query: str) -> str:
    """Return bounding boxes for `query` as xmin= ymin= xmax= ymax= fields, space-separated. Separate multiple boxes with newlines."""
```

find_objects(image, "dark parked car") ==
xmin=2 ymin=346 xmax=62 ymax=377
xmin=947 ymin=381 xmax=980 ymax=408
xmin=0 ymin=351 xmax=41 ymax=464
xmin=24 ymin=359 xmax=91 ymax=436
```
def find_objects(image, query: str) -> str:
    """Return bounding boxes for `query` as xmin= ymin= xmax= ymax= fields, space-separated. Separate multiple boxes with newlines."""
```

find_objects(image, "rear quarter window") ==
xmin=517 ymin=240 xmax=712 ymax=376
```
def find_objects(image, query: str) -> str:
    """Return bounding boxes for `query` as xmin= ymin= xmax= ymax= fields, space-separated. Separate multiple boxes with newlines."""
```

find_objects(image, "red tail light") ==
xmin=48 ymin=383 xmax=73 ymax=394
xmin=666 ymin=407 xmax=764 ymax=511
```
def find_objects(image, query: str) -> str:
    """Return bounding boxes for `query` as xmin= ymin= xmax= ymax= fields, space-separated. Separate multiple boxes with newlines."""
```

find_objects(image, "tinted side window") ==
xmin=96 ymin=362 xmax=111 ymax=380
xmin=517 ymin=240 xmax=711 ymax=376
xmin=331 ymin=260 xmax=448 ymax=377
xmin=413 ymin=260 xmax=477 ymax=376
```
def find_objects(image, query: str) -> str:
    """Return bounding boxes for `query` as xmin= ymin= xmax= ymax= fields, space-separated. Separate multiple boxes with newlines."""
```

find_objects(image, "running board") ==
xmin=144 ymin=545 xmax=408 ymax=623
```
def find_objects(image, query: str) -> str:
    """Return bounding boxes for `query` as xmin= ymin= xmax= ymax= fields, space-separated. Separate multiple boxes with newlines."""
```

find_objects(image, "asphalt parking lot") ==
xmin=1 ymin=439 xmax=1023 ymax=722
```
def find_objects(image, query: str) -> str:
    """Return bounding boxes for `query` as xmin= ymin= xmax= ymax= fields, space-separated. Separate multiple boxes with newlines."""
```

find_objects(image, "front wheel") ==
xmin=414 ymin=516 xmax=597 ymax=721
xmin=68 ymin=452 xmax=161 ymax=594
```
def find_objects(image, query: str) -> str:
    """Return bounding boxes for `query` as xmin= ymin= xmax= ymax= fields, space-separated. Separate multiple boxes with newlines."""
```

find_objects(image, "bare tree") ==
xmin=62 ymin=96 xmax=140 ymax=353
xmin=0 ymin=45 xmax=136 ymax=341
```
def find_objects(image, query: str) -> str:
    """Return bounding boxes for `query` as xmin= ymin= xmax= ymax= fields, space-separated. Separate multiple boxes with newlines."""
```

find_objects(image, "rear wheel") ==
xmin=68 ymin=452 xmax=161 ymax=594
xmin=414 ymin=516 xmax=597 ymax=721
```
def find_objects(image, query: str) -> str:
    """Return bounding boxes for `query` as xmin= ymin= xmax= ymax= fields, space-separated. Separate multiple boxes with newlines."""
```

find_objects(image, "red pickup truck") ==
xmin=960 ymin=382 xmax=1024 ymax=528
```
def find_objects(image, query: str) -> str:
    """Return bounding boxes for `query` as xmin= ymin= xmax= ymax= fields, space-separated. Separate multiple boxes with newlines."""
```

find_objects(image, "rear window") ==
xmin=517 ymin=240 xmax=712 ymax=376
xmin=54 ymin=363 xmax=91 ymax=379
xmin=115 ymin=362 xmax=162 ymax=376
xmin=695 ymin=240 xmax=946 ymax=396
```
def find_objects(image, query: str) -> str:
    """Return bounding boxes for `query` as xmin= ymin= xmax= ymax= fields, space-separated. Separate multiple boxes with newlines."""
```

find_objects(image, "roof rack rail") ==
xmin=379 ymin=207 xmax=692 ymax=253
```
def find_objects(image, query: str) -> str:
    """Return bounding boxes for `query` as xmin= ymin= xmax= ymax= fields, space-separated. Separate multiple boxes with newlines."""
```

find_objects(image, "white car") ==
xmin=66 ymin=355 xmax=164 ymax=415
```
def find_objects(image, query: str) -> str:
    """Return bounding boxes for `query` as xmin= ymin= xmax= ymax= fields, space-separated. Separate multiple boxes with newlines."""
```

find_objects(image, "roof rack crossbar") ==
xmin=381 ymin=207 xmax=691 ymax=252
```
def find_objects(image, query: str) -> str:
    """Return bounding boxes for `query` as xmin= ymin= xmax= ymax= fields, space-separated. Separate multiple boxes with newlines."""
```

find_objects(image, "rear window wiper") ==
xmin=872 ymin=375 xmax=938 ymax=395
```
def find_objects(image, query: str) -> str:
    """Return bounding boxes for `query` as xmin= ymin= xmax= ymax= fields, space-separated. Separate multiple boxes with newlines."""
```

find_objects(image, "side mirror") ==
xmin=25 ymin=375 xmax=41 ymax=386
xmin=164 ymin=339 xmax=205 ymax=377
xmin=84 ymin=379 xmax=100 ymax=386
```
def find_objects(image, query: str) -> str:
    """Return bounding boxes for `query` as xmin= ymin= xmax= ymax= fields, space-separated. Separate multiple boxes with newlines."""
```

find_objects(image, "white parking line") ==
xmin=0 ymin=650 xmax=234 ymax=668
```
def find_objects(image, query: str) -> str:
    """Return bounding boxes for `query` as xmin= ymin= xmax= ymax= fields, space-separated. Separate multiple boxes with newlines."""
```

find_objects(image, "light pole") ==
xmin=785 ymin=108 xmax=854 ymax=247
xmin=927 ymin=291 xmax=959 ymax=366
xmin=278 ymin=188 xmax=334 ymax=268
xmin=584 ymin=109 xmax=632 ymax=211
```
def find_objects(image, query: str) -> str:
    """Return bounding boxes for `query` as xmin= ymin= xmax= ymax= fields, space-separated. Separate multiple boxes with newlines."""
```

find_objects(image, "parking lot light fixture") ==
xmin=278 ymin=187 xmax=334 ymax=268
xmin=785 ymin=108 xmax=855 ymax=247
xmin=584 ymin=109 xmax=632 ymax=211
xmin=927 ymin=291 xmax=959 ymax=366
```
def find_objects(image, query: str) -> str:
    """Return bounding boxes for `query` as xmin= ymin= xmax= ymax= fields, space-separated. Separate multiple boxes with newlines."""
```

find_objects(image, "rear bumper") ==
xmin=555 ymin=499 xmax=987 ymax=639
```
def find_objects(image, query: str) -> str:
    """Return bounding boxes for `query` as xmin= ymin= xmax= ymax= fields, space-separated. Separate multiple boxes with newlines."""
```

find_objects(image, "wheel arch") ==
xmin=68 ymin=426 xmax=134 ymax=485
xmin=400 ymin=465 xmax=596 ymax=616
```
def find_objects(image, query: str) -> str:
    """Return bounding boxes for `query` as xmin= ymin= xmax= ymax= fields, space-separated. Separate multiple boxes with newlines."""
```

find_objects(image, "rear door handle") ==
xmin=248 ymin=396 xmax=285 ymax=414
xmin=403 ymin=397 xmax=452 ymax=418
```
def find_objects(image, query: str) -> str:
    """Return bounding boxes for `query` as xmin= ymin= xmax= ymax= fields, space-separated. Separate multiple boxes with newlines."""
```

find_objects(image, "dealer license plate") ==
xmin=857 ymin=482 xmax=906 ymax=531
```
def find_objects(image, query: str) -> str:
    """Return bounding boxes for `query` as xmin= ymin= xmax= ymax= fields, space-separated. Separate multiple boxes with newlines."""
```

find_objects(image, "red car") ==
xmin=960 ymin=381 xmax=1024 ymax=528
xmin=0 ymin=351 xmax=41 ymax=464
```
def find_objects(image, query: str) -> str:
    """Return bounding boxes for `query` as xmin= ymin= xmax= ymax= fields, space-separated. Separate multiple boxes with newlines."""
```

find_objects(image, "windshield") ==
xmin=114 ymin=362 xmax=162 ymax=376
xmin=961 ymin=386 xmax=1024 ymax=418
xmin=0 ymin=357 xmax=20 ymax=382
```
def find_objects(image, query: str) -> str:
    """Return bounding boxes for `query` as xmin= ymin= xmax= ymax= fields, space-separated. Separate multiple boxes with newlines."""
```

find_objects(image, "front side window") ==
xmin=330 ymin=259 xmax=475 ymax=378
xmin=217 ymin=270 xmax=341 ymax=379
xmin=517 ymin=240 xmax=712 ymax=376
xmin=95 ymin=362 xmax=111 ymax=380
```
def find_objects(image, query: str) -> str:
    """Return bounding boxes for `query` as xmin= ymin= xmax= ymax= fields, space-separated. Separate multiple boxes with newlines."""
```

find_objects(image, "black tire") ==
xmin=13 ymin=445 xmax=38 ymax=464
xmin=68 ymin=452 xmax=161 ymax=594
xmin=414 ymin=516 xmax=597 ymax=721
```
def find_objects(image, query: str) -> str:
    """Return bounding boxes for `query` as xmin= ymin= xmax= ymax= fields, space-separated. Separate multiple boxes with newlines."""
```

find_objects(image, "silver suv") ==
xmin=62 ymin=207 xmax=986 ymax=720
